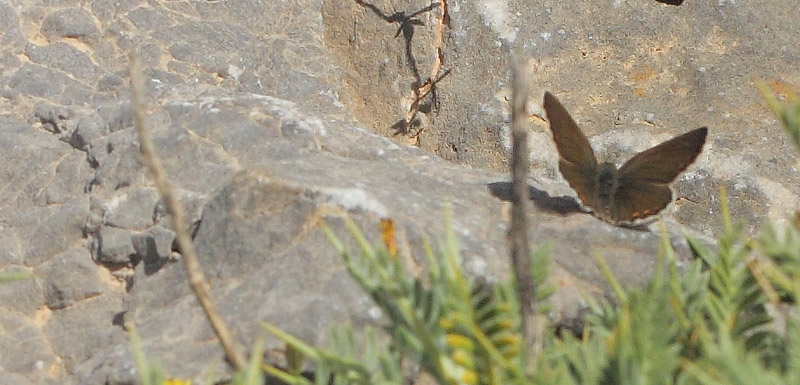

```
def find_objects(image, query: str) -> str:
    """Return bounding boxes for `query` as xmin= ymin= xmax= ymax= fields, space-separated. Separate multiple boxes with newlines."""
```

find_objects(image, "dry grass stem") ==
xmin=129 ymin=52 xmax=247 ymax=370
xmin=508 ymin=61 xmax=544 ymax=360
xmin=404 ymin=0 xmax=448 ymax=139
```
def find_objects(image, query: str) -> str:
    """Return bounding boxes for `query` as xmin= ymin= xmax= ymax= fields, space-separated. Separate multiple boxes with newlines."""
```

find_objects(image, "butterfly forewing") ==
xmin=543 ymin=92 xmax=600 ymax=208
xmin=617 ymin=127 xmax=708 ymax=184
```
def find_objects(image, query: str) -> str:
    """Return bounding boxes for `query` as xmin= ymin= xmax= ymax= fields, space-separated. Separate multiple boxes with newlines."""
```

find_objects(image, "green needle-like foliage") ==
xmin=688 ymin=192 xmax=773 ymax=355
xmin=128 ymin=324 xmax=167 ymax=385
xmin=532 ymin=188 xmax=800 ymax=385
xmin=758 ymin=82 xmax=800 ymax=152
xmin=263 ymin=184 xmax=800 ymax=385
xmin=536 ymin=238 xmax=683 ymax=385
xmin=263 ymin=210 xmax=545 ymax=385
xmin=0 ymin=271 xmax=32 ymax=284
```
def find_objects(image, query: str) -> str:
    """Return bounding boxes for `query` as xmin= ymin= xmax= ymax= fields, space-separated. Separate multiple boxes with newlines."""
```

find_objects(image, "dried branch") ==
xmin=508 ymin=62 xmax=542 ymax=359
xmin=129 ymin=52 xmax=246 ymax=370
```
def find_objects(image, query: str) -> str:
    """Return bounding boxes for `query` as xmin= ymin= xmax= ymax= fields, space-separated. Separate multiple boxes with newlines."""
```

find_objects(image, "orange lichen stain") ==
xmin=768 ymin=79 xmax=797 ymax=99
xmin=632 ymin=88 xmax=649 ymax=98
xmin=164 ymin=380 xmax=191 ymax=385
xmin=380 ymin=218 xmax=397 ymax=258
xmin=629 ymin=67 xmax=658 ymax=83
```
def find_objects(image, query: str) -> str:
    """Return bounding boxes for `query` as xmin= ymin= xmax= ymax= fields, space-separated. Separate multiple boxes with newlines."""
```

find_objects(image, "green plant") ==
xmin=0 ymin=271 xmax=32 ymax=283
xmin=263 ymin=191 xmax=800 ymax=385
xmin=263 ymin=212 xmax=552 ymax=385
xmin=128 ymin=323 xmax=265 ymax=385
xmin=758 ymin=82 xmax=800 ymax=152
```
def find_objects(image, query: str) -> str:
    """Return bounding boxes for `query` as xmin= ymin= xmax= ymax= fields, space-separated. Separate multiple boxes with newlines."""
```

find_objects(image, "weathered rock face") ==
xmin=0 ymin=0 xmax=796 ymax=383
xmin=324 ymin=0 xmax=800 ymax=236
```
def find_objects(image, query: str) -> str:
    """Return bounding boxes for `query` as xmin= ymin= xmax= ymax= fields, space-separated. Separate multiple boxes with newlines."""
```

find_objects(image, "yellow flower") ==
xmin=163 ymin=379 xmax=191 ymax=385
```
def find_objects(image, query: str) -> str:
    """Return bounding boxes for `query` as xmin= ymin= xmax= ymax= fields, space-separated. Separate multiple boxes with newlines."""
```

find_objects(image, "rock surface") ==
xmin=0 ymin=0 xmax=797 ymax=383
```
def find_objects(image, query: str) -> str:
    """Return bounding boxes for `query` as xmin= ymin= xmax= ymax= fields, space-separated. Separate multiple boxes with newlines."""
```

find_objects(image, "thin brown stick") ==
xmin=404 ymin=0 xmax=448 ymax=138
xmin=508 ymin=62 xmax=540 ymax=358
xmin=129 ymin=52 xmax=246 ymax=370
xmin=429 ymin=0 xmax=446 ymax=84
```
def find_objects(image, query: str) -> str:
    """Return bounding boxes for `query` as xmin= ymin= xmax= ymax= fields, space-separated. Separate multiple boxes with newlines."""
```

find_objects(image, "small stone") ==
xmin=97 ymin=227 xmax=135 ymax=264
xmin=33 ymin=102 xmax=73 ymax=134
xmin=41 ymin=8 xmax=98 ymax=40
xmin=104 ymin=188 xmax=159 ymax=229
xmin=131 ymin=226 xmax=175 ymax=265
xmin=38 ymin=247 xmax=105 ymax=309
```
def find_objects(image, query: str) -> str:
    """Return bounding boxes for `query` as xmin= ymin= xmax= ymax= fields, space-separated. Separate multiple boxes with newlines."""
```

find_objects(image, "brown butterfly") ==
xmin=543 ymin=92 xmax=707 ymax=224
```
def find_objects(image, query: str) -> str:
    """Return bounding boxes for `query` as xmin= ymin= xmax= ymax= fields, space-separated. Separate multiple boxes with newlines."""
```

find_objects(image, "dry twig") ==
xmin=404 ymin=0 xmax=448 ymax=139
xmin=508 ymin=61 xmax=543 ymax=360
xmin=129 ymin=52 xmax=246 ymax=370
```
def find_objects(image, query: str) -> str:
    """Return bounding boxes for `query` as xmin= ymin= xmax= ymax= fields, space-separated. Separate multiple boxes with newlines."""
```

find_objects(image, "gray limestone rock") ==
xmin=96 ymin=101 xmax=134 ymax=134
xmin=96 ymin=226 xmax=135 ymax=264
xmin=0 ymin=266 xmax=42 ymax=315
xmin=103 ymin=187 xmax=159 ymax=229
xmin=20 ymin=197 xmax=90 ymax=267
xmin=70 ymin=112 xmax=107 ymax=151
xmin=96 ymin=73 xmax=125 ymax=92
xmin=40 ymin=8 xmax=99 ymax=41
xmin=0 ymin=229 xmax=24 ymax=267
xmin=25 ymin=43 xmax=104 ymax=84
xmin=41 ymin=151 xmax=93 ymax=205
xmin=0 ymin=372 xmax=35 ymax=385
xmin=0 ymin=311 xmax=58 ymax=383
xmin=33 ymin=102 xmax=74 ymax=134
xmin=7 ymin=63 xmax=95 ymax=104
xmin=42 ymin=293 xmax=125 ymax=375
xmin=131 ymin=225 xmax=175 ymax=266
xmin=0 ymin=1 xmax=25 ymax=52
xmin=38 ymin=247 xmax=107 ymax=310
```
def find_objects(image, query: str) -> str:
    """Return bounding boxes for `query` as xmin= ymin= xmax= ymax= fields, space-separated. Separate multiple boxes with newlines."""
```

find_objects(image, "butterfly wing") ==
xmin=543 ymin=92 xmax=600 ymax=208
xmin=618 ymin=127 xmax=707 ymax=183
xmin=614 ymin=127 xmax=708 ymax=221
xmin=611 ymin=180 xmax=674 ymax=222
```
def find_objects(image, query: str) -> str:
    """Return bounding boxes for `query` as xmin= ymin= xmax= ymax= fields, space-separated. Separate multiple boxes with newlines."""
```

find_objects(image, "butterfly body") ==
xmin=543 ymin=92 xmax=707 ymax=224
xmin=593 ymin=162 xmax=621 ymax=220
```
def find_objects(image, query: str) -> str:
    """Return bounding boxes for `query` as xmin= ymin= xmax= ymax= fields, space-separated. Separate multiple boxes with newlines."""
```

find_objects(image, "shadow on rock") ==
xmin=487 ymin=182 xmax=656 ymax=232
xmin=486 ymin=181 xmax=584 ymax=215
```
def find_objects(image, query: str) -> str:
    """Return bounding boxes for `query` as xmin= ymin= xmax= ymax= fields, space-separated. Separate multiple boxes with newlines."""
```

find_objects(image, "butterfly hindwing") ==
xmin=612 ymin=179 xmax=674 ymax=222
xmin=612 ymin=127 xmax=707 ymax=222
xmin=558 ymin=159 xmax=598 ymax=209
